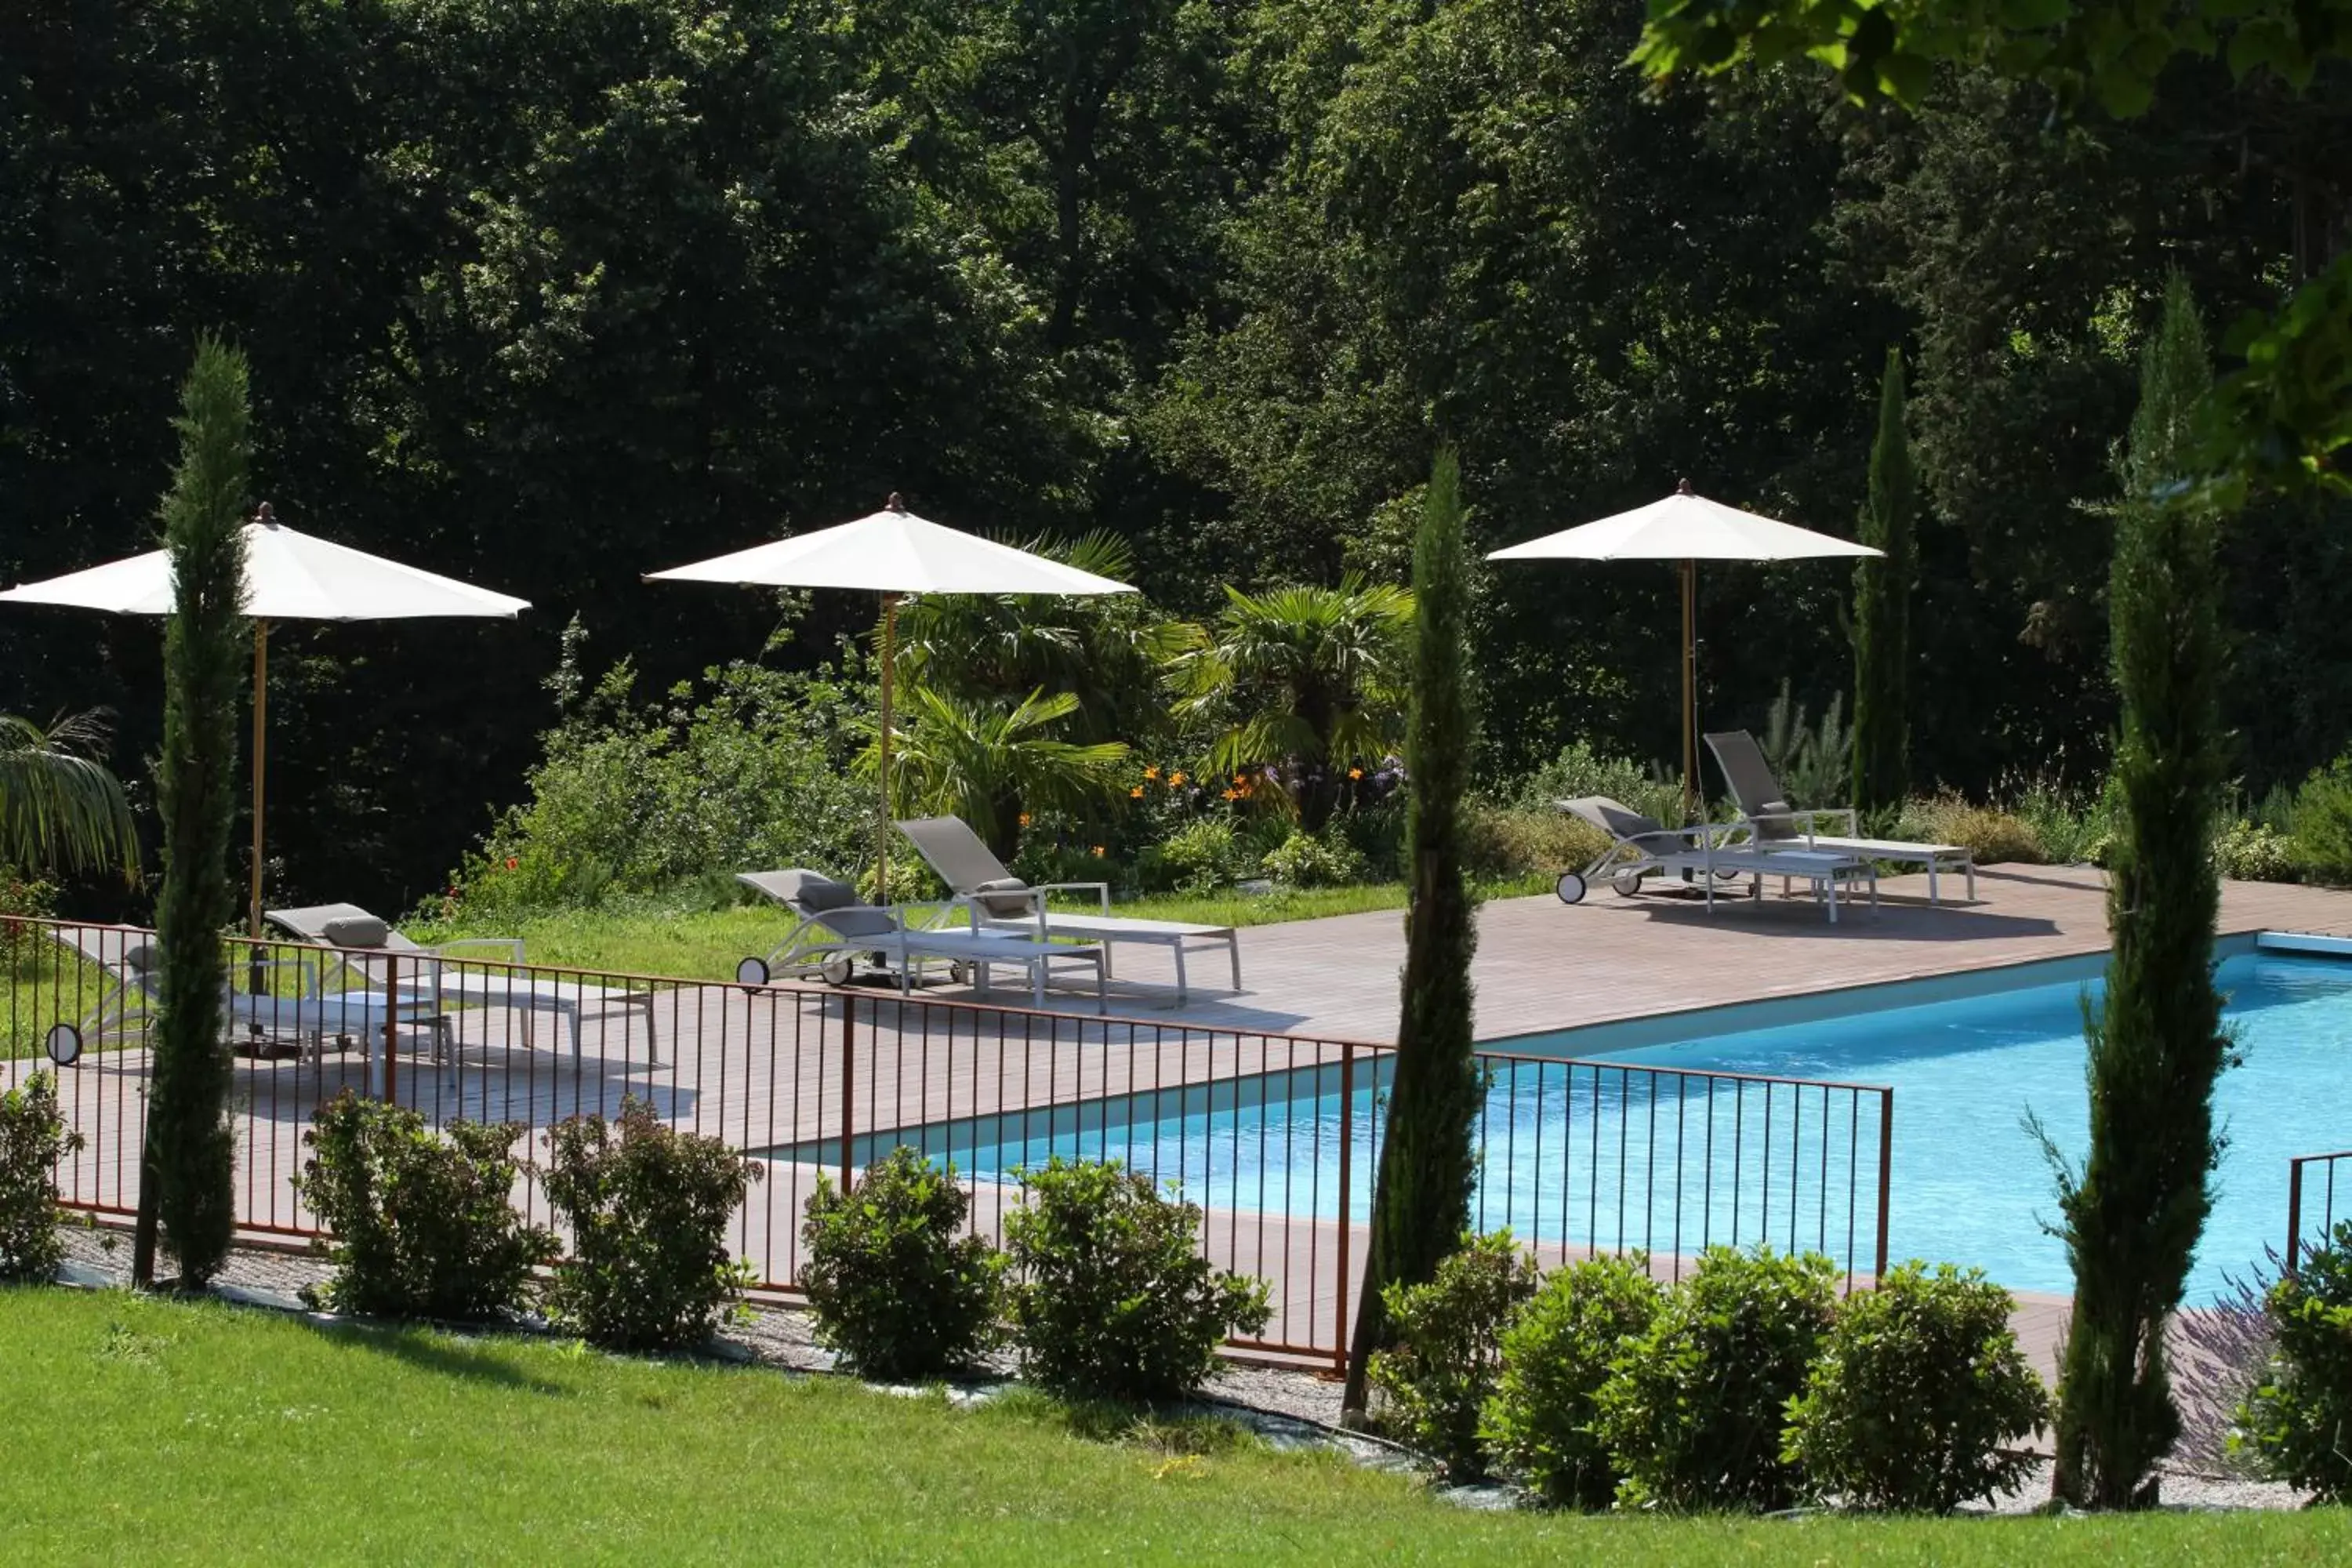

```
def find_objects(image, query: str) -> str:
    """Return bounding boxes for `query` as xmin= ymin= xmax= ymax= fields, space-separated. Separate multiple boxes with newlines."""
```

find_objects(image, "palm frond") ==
xmin=0 ymin=709 xmax=140 ymax=880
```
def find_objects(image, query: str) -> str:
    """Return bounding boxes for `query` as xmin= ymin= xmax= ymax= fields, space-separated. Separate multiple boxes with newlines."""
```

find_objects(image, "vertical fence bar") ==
xmin=1874 ymin=1088 xmax=1894 ymax=1282
xmin=839 ymin=993 xmax=856 ymax=1193
xmin=2286 ymin=1155 xmax=2307 ymax=1278
xmin=1334 ymin=1042 xmax=1354 ymax=1375
xmin=381 ymin=950 xmax=399 ymax=1106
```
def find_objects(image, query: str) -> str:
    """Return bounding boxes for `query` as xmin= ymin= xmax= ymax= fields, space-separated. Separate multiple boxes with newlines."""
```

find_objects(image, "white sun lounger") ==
xmin=266 ymin=904 xmax=661 ymax=1067
xmin=734 ymin=869 xmax=1106 ymax=1013
xmin=1555 ymin=797 xmax=1876 ymax=924
xmin=895 ymin=815 xmax=1241 ymax=1001
xmin=1703 ymin=730 xmax=1975 ymax=903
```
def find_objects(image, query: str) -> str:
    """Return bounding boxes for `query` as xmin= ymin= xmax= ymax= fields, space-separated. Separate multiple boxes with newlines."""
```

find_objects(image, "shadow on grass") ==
xmin=303 ymin=1313 xmax=578 ymax=1396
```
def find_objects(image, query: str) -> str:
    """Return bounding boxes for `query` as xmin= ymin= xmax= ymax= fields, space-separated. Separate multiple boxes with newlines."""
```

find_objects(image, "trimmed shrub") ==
xmin=1461 ymin=804 xmax=1606 ymax=880
xmin=2235 ymin=1220 xmax=2352 ymax=1501
xmin=2289 ymin=758 xmax=2352 ymax=884
xmin=1004 ymin=1159 xmax=1269 ymax=1403
xmin=1260 ymin=829 xmax=1367 ymax=889
xmin=1365 ymin=1231 xmax=1539 ymax=1479
xmin=1486 ymin=1253 xmax=1665 ymax=1508
xmin=1896 ymin=795 xmax=2048 ymax=865
xmin=2212 ymin=819 xmax=2296 ymax=883
xmin=294 ymin=1093 xmax=557 ymax=1321
xmin=1594 ymin=1246 xmax=1840 ymax=1512
xmin=1515 ymin=741 xmax=1683 ymax=833
xmin=800 ymin=1145 xmax=1003 ymax=1380
xmin=1783 ymin=1261 xmax=2050 ymax=1512
xmin=1136 ymin=818 xmax=1243 ymax=895
xmin=543 ymin=1096 xmax=760 ymax=1351
xmin=0 ymin=1071 xmax=82 ymax=1281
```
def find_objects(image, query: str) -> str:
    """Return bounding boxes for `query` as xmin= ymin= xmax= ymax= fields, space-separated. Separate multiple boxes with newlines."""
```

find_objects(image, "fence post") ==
xmin=382 ymin=949 xmax=399 ymax=1105
xmin=1872 ymin=1087 xmax=1893 ymax=1283
xmin=2286 ymin=1157 xmax=2304 ymax=1278
xmin=1333 ymin=1043 xmax=1354 ymax=1377
xmin=840 ymin=992 xmax=857 ymax=1194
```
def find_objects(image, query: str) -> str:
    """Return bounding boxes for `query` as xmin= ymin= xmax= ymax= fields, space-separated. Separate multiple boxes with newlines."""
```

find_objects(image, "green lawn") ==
xmin=2 ymin=1288 xmax=2343 ymax=1565
xmin=407 ymin=874 xmax=1555 ymax=982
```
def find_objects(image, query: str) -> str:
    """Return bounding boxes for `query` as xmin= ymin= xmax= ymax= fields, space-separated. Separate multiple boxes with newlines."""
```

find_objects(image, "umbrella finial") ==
xmin=254 ymin=500 xmax=276 ymax=525
xmin=885 ymin=492 xmax=906 ymax=513
xmin=1675 ymin=478 xmax=1693 ymax=496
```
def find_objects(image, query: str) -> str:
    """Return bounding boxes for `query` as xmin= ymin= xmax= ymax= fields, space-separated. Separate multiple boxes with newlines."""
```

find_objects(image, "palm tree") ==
xmin=889 ymin=532 xmax=1203 ymax=747
xmin=0 ymin=709 xmax=140 ymax=879
xmin=1168 ymin=577 xmax=1416 ymax=831
xmin=866 ymin=686 xmax=1130 ymax=861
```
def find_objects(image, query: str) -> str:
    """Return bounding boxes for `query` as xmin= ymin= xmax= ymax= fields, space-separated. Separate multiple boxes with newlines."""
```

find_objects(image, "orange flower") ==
xmin=1129 ymin=786 xmax=1145 ymax=799
xmin=1143 ymin=766 xmax=1160 ymax=781
xmin=1170 ymin=770 xmax=1188 ymax=786
xmin=1220 ymin=788 xmax=1239 ymax=801
xmin=504 ymin=857 xmax=519 ymax=871
xmin=1348 ymin=767 xmax=1363 ymax=780
xmin=1091 ymin=845 xmax=1105 ymax=858
xmin=1018 ymin=812 xmax=1031 ymax=828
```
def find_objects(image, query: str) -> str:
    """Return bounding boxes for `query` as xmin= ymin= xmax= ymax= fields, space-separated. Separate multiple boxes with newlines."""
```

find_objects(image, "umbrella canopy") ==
xmin=646 ymin=500 xmax=1135 ymax=597
xmin=0 ymin=505 xmax=531 ymax=935
xmin=1486 ymin=486 xmax=1879 ymax=565
xmin=1487 ymin=482 xmax=1878 ymax=821
xmin=647 ymin=495 xmax=1134 ymax=899
xmin=0 ymin=513 xmax=532 ymax=619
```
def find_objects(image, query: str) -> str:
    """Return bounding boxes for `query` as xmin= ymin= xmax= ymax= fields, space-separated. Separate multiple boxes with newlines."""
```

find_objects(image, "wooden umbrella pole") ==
xmin=1680 ymin=560 xmax=1696 ymax=824
xmin=250 ymin=617 xmax=268 ymax=939
xmin=876 ymin=593 xmax=900 ymax=902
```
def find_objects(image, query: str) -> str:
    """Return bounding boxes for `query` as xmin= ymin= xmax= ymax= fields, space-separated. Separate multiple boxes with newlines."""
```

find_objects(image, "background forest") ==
xmin=4 ymin=0 xmax=2349 ymax=917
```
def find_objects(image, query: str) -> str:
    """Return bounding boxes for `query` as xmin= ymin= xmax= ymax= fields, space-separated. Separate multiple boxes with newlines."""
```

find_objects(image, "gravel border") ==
xmin=54 ymin=1230 xmax=2309 ymax=1514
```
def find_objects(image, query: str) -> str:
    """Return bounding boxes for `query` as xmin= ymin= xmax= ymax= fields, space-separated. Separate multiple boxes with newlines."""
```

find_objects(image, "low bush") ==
xmin=799 ymin=1145 xmax=1003 ymax=1380
xmin=1462 ymin=804 xmax=1607 ymax=880
xmin=1004 ymin=1159 xmax=1269 ymax=1403
xmin=1136 ymin=818 xmax=1244 ymax=895
xmin=1783 ymin=1261 xmax=2049 ymax=1512
xmin=542 ymin=1096 xmax=761 ymax=1351
xmin=1514 ymin=741 xmax=1682 ymax=831
xmin=294 ymin=1093 xmax=557 ymax=1321
xmin=2212 ymin=819 xmax=2298 ymax=883
xmin=2289 ymin=757 xmax=2352 ymax=884
xmin=1365 ymin=1231 xmax=1540 ymax=1480
xmin=1594 ymin=1246 xmax=1839 ymax=1512
xmin=1 ymin=870 xmax=58 ymax=971
xmin=2235 ymin=1220 xmax=2352 ymax=1501
xmin=1260 ymin=829 xmax=1367 ymax=889
xmin=0 ymin=1071 xmax=82 ymax=1281
xmin=1485 ymin=1253 xmax=1664 ymax=1508
xmin=1896 ymin=795 xmax=2049 ymax=865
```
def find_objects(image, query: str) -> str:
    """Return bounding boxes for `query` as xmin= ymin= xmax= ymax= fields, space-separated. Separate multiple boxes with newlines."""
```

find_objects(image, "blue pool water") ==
xmin=960 ymin=951 xmax=2352 ymax=1299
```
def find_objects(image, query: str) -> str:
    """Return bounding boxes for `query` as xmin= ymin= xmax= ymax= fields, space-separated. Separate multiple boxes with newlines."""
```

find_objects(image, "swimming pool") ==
xmin=960 ymin=948 xmax=2352 ymax=1300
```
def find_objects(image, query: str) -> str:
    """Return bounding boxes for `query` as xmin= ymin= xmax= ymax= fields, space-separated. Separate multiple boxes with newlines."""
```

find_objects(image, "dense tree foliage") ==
xmin=2 ymin=2 xmax=2344 ymax=913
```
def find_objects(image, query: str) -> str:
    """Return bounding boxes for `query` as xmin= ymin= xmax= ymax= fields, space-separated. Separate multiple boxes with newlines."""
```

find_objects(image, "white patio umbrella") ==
xmin=645 ymin=494 xmax=1134 ymax=898
xmin=1487 ymin=481 xmax=1878 ymax=822
xmin=0 ymin=503 xmax=531 ymax=935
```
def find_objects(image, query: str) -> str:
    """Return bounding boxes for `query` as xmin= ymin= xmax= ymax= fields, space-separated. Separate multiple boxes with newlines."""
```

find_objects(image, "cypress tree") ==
xmin=2047 ymin=273 xmax=2230 ymax=1508
xmin=1851 ymin=346 xmax=1915 ymax=818
xmin=1342 ymin=448 xmax=1483 ymax=1414
xmin=137 ymin=336 xmax=251 ymax=1287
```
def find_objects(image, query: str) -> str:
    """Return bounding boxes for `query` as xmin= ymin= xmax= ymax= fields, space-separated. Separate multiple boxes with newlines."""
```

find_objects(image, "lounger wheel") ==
xmin=735 ymin=956 xmax=771 ymax=987
xmin=818 ymin=957 xmax=855 ymax=987
xmin=1613 ymin=870 xmax=1645 ymax=898
xmin=44 ymin=1022 xmax=81 ymax=1068
xmin=947 ymin=962 xmax=971 ymax=985
xmin=1555 ymin=872 xmax=1588 ymax=906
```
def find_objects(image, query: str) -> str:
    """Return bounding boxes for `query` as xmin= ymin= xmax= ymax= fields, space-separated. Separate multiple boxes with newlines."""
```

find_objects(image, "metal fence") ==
xmin=2286 ymin=1149 xmax=2352 ymax=1274
xmin=4 ymin=915 xmax=1893 ymax=1367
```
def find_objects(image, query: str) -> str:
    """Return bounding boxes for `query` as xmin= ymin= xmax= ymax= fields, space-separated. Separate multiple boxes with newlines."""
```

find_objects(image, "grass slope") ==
xmin=2 ymin=1288 xmax=2344 ymax=1565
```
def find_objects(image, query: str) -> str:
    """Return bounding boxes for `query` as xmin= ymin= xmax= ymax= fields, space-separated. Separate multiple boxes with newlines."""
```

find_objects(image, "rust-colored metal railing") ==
xmin=2286 ymin=1149 xmax=2352 ymax=1275
xmin=3 ymin=915 xmax=1894 ymax=1373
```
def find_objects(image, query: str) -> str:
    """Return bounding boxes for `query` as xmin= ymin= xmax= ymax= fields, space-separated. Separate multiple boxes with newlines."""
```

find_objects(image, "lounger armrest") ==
xmin=1748 ymin=807 xmax=1857 ymax=837
xmin=1038 ymin=880 xmax=1112 ymax=913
